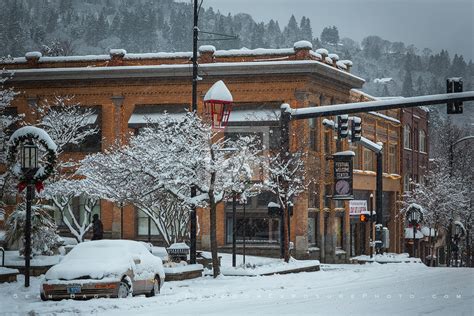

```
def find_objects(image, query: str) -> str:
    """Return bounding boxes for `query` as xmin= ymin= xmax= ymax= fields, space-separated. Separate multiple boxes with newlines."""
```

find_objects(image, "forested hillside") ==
xmin=2 ymin=0 xmax=473 ymax=125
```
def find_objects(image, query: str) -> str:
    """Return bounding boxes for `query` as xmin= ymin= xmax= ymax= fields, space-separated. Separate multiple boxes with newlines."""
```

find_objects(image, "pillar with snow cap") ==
xmin=315 ymin=48 xmax=328 ymax=62
xmin=203 ymin=80 xmax=233 ymax=130
xmin=25 ymin=52 xmax=42 ymax=67
xmin=293 ymin=40 xmax=313 ymax=60
xmin=199 ymin=45 xmax=216 ymax=63
xmin=328 ymin=53 xmax=339 ymax=68
xmin=109 ymin=49 xmax=127 ymax=66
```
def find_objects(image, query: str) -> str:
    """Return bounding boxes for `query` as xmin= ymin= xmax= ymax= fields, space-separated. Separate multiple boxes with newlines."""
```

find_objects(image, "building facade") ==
xmin=1 ymin=41 xmax=405 ymax=262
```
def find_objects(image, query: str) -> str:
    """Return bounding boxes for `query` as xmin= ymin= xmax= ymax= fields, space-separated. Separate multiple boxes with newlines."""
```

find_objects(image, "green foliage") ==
xmin=5 ymin=203 xmax=62 ymax=256
xmin=320 ymin=26 xmax=339 ymax=45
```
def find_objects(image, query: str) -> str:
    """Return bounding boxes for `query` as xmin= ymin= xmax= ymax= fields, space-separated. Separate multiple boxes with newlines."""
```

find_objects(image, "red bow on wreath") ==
xmin=18 ymin=181 xmax=44 ymax=193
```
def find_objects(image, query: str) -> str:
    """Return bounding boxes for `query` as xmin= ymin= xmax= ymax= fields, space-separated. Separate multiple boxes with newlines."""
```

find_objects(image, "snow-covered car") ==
xmin=41 ymin=240 xmax=165 ymax=300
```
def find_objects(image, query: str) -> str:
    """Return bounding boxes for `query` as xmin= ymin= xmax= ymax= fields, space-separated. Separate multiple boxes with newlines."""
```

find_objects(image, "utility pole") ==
xmin=189 ymin=0 xmax=199 ymax=265
xmin=24 ymin=184 xmax=34 ymax=287
xmin=280 ymin=106 xmax=291 ymax=262
xmin=369 ymin=193 xmax=374 ymax=258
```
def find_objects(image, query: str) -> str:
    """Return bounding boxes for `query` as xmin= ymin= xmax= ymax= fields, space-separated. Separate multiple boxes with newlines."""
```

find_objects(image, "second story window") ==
xmin=363 ymin=147 xmax=374 ymax=171
xmin=419 ymin=130 xmax=426 ymax=153
xmin=403 ymin=125 xmax=411 ymax=149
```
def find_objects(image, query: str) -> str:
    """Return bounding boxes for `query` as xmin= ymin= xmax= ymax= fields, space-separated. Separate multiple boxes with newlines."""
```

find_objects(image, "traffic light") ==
xmin=351 ymin=116 xmax=362 ymax=142
xmin=337 ymin=115 xmax=349 ymax=138
xmin=447 ymin=78 xmax=463 ymax=114
xmin=359 ymin=214 xmax=369 ymax=222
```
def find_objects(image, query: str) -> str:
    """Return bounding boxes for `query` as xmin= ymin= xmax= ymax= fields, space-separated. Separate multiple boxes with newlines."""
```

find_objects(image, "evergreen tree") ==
xmin=283 ymin=15 xmax=300 ymax=46
xmin=402 ymin=70 xmax=414 ymax=97
xmin=300 ymin=16 xmax=312 ymax=42
xmin=320 ymin=26 xmax=339 ymax=45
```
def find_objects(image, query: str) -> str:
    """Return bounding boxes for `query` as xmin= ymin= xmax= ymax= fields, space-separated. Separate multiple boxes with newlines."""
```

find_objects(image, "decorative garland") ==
xmin=7 ymin=126 xmax=57 ymax=191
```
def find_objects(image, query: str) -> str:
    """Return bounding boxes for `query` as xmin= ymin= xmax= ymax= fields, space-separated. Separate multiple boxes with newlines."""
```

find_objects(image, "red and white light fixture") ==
xmin=203 ymin=80 xmax=233 ymax=130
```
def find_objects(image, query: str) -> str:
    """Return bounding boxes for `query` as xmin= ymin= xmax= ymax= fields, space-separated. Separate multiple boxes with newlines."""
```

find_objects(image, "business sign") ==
xmin=349 ymin=200 xmax=367 ymax=215
xmin=332 ymin=151 xmax=354 ymax=200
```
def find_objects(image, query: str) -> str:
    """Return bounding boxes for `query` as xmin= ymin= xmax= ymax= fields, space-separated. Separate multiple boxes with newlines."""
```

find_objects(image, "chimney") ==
xmin=315 ymin=48 xmax=328 ymax=62
xmin=293 ymin=40 xmax=312 ymax=60
xmin=25 ymin=51 xmax=42 ymax=67
xmin=109 ymin=49 xmax=127 ymax=66
xmin=198 ymin=45 xmax=216 ymax=63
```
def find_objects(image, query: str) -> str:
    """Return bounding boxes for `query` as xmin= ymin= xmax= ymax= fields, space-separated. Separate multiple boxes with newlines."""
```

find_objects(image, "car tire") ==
xmin=40 ymin=293 xmax=47 ymax=301
xmin=117 ymin=280 xmax=130 ymax=298
xmin=146 ymin=275 xmax=160 ymax=297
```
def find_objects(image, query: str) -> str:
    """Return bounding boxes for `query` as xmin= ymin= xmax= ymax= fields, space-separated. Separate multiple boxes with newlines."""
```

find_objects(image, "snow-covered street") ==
xmin=1 ymin=263 xmax=472 ymax=316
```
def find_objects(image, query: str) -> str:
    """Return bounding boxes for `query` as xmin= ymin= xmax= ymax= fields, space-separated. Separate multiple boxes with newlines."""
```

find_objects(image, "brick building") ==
xmin=1 ymin=41 xmax=404 ymax=262
xmin=400 ymin=106 xmax=430 ymax=258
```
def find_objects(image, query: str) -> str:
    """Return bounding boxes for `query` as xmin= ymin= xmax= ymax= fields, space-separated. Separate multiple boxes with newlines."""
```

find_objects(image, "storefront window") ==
xmin=226 ymin=215 xmax=280 ymax=243
xmin=137 ymin=210 xmax=160 ymax=236
xmin=308 ymin=212 xmax=319 ymax=246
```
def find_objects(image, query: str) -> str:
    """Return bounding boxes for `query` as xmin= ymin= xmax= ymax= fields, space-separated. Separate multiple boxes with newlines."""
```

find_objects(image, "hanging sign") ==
xmin=349 ymin=200 xmax=367 ymax=215
xmin=332 ymin=151 xmax=354 ymax=200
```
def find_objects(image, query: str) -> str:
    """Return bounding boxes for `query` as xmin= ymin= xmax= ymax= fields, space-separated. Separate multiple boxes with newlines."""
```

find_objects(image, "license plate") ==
xmin=67 ymin=285 xmax=81 ymax=294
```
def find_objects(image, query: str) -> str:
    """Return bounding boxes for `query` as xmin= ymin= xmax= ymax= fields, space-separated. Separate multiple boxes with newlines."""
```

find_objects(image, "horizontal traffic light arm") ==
xmin=284 ymin=91 xmax=474 ymax=119
xmin=322 ymin=118 xmax=382 ymax=153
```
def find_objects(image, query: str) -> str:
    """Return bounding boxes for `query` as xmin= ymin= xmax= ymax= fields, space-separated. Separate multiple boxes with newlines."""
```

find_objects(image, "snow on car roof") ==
xmin=45 ymin=240 xmax=164 ymax=281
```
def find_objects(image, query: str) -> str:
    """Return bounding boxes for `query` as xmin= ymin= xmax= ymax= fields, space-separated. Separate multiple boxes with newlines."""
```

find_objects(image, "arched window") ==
xmin=419 ymin=130 xmax=426 ymax=153
xmin=404 ymin=125 xmax=411 ymax=149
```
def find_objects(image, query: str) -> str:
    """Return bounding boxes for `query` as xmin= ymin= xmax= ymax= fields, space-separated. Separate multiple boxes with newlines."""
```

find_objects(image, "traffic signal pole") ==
xmin=189 ymin=0 xmax=199 ymax=265
xmin=280 ymin=91 xmax=474 ymax=262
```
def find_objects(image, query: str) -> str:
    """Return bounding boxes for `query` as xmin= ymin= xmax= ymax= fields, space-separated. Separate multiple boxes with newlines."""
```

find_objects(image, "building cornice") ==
xmin=2 ymin=60 xmax=365 ymax=89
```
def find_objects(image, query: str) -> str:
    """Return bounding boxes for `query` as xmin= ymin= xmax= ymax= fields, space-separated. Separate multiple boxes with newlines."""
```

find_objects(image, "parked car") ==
xmin=41 ymin=240 xmax=165 ymax=300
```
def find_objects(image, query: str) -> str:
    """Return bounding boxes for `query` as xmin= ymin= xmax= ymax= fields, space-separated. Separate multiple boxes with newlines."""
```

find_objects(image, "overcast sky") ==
xmin=203 ymin=0 xmax=473 ymax=60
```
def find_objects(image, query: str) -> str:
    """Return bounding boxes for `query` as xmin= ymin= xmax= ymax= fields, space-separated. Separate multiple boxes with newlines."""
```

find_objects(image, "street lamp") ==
xmin=203 ymin=80 xmax=233 ymax=130
xmin=21 ymin=142 xmax=39 ymax=288
xmin=407 ymin=204 xmax=423 ymax=258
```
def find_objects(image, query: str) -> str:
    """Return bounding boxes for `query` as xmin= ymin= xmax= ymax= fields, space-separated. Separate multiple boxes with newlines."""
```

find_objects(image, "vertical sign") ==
xmin=333 ymin=151 xmax=354 ymax=200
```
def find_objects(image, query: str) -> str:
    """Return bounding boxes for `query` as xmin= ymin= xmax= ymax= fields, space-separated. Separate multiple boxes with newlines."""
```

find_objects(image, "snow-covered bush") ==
xmin=5 ymin=203 xmax=62 ymax=256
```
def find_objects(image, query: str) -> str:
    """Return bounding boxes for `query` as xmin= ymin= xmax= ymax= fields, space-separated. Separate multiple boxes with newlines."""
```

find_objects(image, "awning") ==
xmin=227 ymin=104 xmax=280 ymax=124
xmin=83 ymin=113 xmax=98 ymax=125
xmin=404 ymin=228 xmax=424 ymax=239
xmin=128 ymin=105 xmax=187 ymax=127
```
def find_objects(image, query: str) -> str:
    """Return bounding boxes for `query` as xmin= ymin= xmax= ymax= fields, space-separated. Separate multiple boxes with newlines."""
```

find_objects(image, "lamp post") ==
xmin=407 ymin=205 xmax=423 ymax=258
xmin=21 ymin=142 xmax=39 ymax=288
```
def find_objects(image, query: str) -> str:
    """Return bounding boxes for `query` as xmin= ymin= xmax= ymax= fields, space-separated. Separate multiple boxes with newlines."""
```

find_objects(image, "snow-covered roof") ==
xmin=214 ymin=47 xmax=294 ymax=57
xmin=204 ymin=80 xmax=233 ymax=103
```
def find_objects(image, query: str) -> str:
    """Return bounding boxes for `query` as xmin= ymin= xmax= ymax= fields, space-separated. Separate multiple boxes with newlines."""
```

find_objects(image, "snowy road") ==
xmin=1 ymin=263 xmax=472 ymax=316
